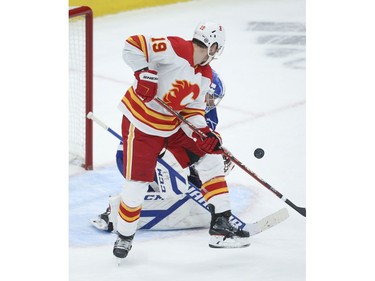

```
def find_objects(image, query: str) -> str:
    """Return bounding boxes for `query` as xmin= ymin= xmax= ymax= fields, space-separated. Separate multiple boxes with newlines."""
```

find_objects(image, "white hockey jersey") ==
xmin=118 ymin=35 xmax=212 ymax=137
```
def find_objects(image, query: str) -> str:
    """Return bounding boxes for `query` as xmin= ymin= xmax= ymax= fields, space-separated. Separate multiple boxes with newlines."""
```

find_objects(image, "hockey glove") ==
xmin=193 ymin=127 xmax=223 ymax=154
xmin=134 ymin=69 xmax=158 ymax=102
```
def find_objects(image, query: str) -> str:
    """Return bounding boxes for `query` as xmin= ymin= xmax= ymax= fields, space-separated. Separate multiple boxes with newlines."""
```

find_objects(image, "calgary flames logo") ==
xmin=162 ymin=80 xmax=200 ymax=110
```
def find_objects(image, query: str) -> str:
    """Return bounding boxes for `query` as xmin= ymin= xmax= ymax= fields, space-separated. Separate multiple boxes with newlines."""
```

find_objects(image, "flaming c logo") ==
xmin=162 ymin=80 xmax=200 ymax=110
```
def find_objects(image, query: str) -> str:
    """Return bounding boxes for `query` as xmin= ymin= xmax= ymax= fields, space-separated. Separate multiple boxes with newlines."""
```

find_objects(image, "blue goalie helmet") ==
xmin=206 ymin=70 xmax=225 ymax=113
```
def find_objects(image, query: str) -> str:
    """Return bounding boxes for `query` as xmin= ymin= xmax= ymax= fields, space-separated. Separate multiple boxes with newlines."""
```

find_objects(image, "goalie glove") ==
xmin=134 ymin=68 xmax=158 ymax=102
xmin=193 ymin=127 xmax=223 ymax=154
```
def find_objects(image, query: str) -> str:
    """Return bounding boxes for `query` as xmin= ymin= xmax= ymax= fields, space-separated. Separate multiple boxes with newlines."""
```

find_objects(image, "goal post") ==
xmin=69 ymin=6 xmax=93 ymax=170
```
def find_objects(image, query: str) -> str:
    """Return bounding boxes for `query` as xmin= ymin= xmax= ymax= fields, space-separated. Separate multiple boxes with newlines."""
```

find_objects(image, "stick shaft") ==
xmin=154 ymin=98 xmax=306 ymax=217
xmin=87 ymin=112 xmax=122 ymax=141
xmin=86 ymin=111 xmax=248 ymax=227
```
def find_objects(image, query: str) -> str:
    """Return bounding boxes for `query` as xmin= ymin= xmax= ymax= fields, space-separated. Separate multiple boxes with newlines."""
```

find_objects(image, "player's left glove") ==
xmin=134 ymin=69 xmax=158 ymax=102
xmin=193 ymin=127 xmax=223 ymax=154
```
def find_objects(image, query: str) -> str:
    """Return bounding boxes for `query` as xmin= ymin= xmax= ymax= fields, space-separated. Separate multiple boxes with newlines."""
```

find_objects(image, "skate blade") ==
xmin=209 ymin=235 xmax=250 ymax=249
xmin=209 ymin=243 xmax=250 ymax=249
xmin=116 ymin=257 xmax=124 ymax=266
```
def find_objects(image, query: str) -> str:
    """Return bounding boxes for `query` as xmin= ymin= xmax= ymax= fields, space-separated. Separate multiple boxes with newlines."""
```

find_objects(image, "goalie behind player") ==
xmin=92 ymin=69 xmax=235 ymax=231
xmin=91 ymin=69 xmax=239 ymax=239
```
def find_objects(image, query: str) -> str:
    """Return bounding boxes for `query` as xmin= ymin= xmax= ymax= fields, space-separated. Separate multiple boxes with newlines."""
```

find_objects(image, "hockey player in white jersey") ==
xmin=91 ymin=70 xmax=234 ymax=232
xmin=113 ymin=22 xmax=249 ymax=260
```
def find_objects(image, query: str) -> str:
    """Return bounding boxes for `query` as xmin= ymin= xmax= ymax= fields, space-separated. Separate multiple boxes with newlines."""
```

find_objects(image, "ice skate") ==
xmin=208 ymin=204 xmax=250 ymax=248
xmin=90 ymin=206 xmax=113 ymax=232
xmin=113 ymin=234 xmax=134 ymax=259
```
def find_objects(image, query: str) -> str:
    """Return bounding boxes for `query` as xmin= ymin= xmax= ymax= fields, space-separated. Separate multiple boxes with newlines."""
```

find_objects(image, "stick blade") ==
xmin=246 ymin=208 xmax=289 ymax=236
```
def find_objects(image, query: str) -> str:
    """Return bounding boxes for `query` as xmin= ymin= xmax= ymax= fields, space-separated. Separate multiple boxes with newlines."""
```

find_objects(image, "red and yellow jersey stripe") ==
xmin=126 ymin=35 xmax=149 ymax=62
xmin=121 ymin=87 xmax=181 ymax=131
xmin=120 ymin=87 xmax=206 ymax=136
xmin=180 ymin=107 xmax=205 ymax=120
xmin=200 ymin=176 xmax=229 ymax=201
xmin=118 ymin=200 xmax=142 ymax=223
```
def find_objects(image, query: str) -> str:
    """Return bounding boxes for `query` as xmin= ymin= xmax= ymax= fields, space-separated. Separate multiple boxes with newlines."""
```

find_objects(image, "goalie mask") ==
xmin=193 ymin=22 xmax=225 ymax=66
xmin=206 ymin=70 xmax=225 ymax=113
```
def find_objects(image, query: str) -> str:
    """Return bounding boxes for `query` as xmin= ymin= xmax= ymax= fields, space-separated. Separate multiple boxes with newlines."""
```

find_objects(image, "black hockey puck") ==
xmin=254 ymin=148 xmax=265 ymax=159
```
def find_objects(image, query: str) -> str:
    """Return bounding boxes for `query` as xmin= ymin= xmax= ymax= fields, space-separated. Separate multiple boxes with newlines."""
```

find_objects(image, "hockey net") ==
xmin=69 ymin=6 xmax=93 ymax=170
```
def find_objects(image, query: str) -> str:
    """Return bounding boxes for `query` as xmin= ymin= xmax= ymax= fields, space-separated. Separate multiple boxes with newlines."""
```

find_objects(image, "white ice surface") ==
xmin=69 ymin=0 xmax=306 ymax=280
xmin=5 ymin=0 xmax=375 ymax=280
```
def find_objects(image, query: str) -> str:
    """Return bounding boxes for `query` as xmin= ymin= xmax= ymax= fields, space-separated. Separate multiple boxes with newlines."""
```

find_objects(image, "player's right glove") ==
xmin=134 ymin=69 xmax=158 ymax=102
xmin=193 ymin=127 xmax=223 ymax=154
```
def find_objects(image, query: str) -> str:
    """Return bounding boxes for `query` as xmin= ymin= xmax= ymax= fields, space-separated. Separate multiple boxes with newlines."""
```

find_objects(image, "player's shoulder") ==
xmin=167 ymin=36 xmax=194 ymax=66
xmin=167 ymin=36 xmax=191 ymax=49
xmin=165 ymin=36 xmax=212 ymax=80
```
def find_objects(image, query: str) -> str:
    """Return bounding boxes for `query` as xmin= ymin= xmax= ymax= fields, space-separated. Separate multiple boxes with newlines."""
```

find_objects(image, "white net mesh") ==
xmin=69 ymin=14 xmax=87 ymax=167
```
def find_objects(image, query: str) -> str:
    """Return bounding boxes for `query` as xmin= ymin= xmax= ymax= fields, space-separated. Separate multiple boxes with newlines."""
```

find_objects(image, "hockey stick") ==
xmin=158 ymin=157 xmax=289 ymax=235
xmin=87 ymin=112 xmax=122 ymax=140
xmin=87 ymin=111 xmax=289 ymax=234
xmin=86 ymin=111 xmax=248 ymax=226
xmin=154 ymin=97 xmax=306 ymax=217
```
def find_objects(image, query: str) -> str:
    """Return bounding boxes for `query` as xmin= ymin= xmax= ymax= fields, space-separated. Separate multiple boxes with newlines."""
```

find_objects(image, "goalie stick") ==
xmin=87 ymin=112 xmax=289 ymax=235
xmin=154 ymin=98 xmax=306 ymax=217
